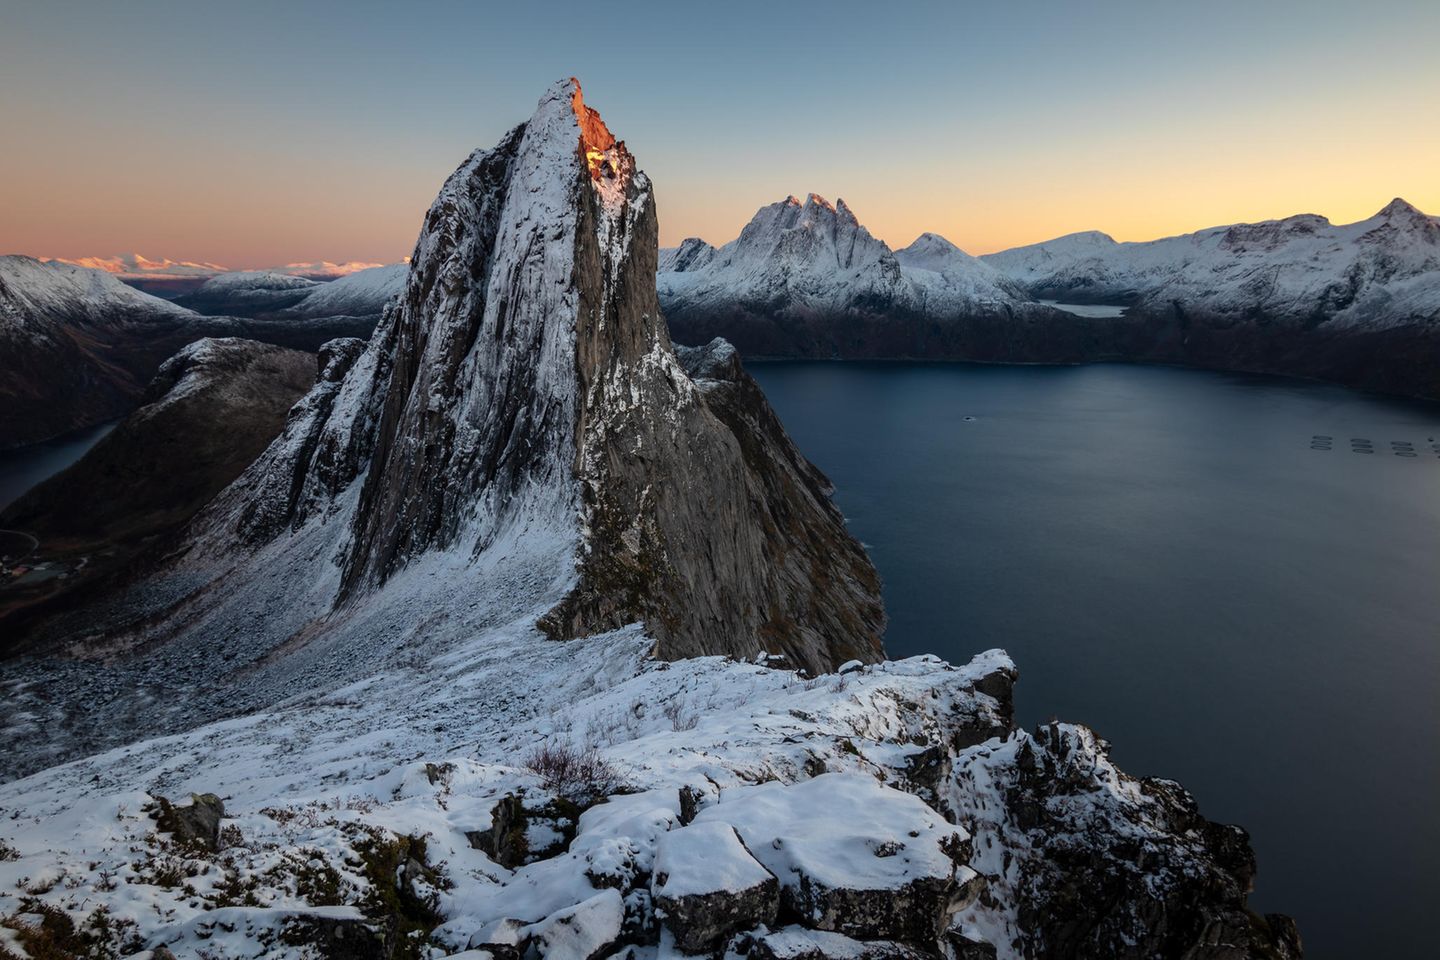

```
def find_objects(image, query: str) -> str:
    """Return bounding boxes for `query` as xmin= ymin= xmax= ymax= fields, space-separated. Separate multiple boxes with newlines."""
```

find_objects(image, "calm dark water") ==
xmin=0 ymin=422 xmax=115 ymax=512
xmin=751 ymin=360 xmax=1440 ymax=960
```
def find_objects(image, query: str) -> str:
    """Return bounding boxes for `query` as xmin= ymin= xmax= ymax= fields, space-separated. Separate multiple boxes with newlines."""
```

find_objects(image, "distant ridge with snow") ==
xmin=660 ymin=196 xmax=1440 ymax=399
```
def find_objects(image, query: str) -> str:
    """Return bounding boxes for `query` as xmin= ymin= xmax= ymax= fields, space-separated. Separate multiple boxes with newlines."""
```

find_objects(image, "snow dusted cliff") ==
xmin=0 ymin=81 xmax=1298 ymax=960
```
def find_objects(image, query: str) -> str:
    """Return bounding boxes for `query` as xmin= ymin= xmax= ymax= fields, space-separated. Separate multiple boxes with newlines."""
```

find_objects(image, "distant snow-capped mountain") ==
xmin=173 ymin=263 xmax=406 ymax=320
xmin=0 ymin=256 xmax=210 ymax=448
xmin=659 ymin=193 xmax=1027 ymax=319
xmin=658 ymin=194 xmax=1063 ymax=358
xmin=42 ymin=253 xmax=385 ymax=281
xmin=285 ymin=261 xmax=407 ymax=318
xmin=0 ymin=257 xmax=386 ymax=447
xmin=983 ymin=198 xmax=1440 ymax=329
xmin=659 ymin=196 xmax=1440 ymax=397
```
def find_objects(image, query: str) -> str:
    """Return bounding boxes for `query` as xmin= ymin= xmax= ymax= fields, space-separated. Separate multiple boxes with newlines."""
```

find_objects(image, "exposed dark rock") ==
xmin=467 ymin=795 xmax=529 ymax=869
xmin=280 ymin=913 xmax=390 ymax=960
xmin=151 ymin=792 xmax=224 ymax=852
xmin=652 ymin=822 xmax=779 ymax=952
xmin=742 ymin=927 xmax=940 ymax=960
xmin=949 ymin=718 xmax=1303 ymax=959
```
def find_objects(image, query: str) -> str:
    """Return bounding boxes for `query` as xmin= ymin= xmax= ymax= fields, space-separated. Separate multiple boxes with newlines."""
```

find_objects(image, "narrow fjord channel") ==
xmin=752 ymin=360 xmax=1440 ymax=960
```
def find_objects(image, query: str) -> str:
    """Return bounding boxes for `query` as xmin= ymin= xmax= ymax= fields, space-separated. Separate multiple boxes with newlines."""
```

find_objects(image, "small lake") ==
xmin=1040 ymin=299 xmax=1128 ymax=318
xmin=0 ymin=422 xmax=115 ymax=513
xmin=751 ymin=360 xmax=1440 ymax=960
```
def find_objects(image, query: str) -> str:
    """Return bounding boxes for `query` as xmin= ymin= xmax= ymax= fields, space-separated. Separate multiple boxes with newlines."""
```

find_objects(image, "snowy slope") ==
xmin=0 ymin=255 xmax=195 ymax=326
xmin=286 ymin=262 xmax=406 ymax=318
xmin=0 ymin=635 xmax=1292 ymax=959
xmin=983 ymin=198 xmax=1440 ymax=329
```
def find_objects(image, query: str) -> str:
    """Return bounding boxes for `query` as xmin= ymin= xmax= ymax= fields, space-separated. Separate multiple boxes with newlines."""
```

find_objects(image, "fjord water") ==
xmin=0 ymin=421 xmax=114 ymax=512
xmin=752 ymin=361 xmax=1440 ymax=959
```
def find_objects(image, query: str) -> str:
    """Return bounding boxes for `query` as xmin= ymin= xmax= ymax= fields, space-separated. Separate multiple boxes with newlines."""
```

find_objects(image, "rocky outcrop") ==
xmin=151 ymin=792 xmax=226 ymax=852
xmin=951 ymin=722 xmax=1303 ymax=959
xmin=652 ymin=821 xmax=779 ymax=951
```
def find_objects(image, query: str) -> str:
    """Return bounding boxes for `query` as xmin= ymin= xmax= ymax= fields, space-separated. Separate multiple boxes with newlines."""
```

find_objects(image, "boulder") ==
xmin=652 ymin=821 xmax=779 ymax=952
xmin=152 ymin=793 xmax=225 ymax=852
xmin=745 ymin=927 xmax=937 ymax=960
xmin=694 ymin=774 xmax=971 ymax=943
xmin=524 ymin=890 xmax=625 ymax=960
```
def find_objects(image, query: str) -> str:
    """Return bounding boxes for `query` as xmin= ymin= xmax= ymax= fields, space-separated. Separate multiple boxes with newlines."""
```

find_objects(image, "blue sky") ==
xmin=3 ymin=0 xmax=1436 ymax=264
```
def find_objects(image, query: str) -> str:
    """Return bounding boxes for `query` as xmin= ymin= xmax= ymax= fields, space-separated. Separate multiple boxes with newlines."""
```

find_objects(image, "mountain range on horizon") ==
xmin=34 ymin=194 xmax=1435 ymax=285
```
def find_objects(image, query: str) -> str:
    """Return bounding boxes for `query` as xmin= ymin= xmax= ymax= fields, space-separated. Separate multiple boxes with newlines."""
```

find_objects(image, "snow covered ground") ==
xmin=0 ymin=597 xmax=1014 ymax=958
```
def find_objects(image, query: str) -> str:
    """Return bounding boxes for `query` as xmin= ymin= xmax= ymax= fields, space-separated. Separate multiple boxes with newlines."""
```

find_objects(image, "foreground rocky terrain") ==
xmin=0 ymin=80 xmax=1298 ymax=959
xmin=660 ymin=197 xmax=1440 ymax=399
xmin=0 ymin=258 xmax=378 ymax=449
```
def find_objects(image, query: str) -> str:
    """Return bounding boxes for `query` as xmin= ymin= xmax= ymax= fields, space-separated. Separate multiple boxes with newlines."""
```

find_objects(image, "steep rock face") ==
xmin=240 ymin=80 xmax=884 ymax=674
xmin=6 ymin=79 xmax=882 ymax=737
xmin=657 ymin=197 xmax=1073 ymax=361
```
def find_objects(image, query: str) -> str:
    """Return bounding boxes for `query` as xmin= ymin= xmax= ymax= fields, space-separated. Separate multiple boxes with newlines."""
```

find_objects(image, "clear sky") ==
xmin=2 ymin=0 xmax=1437 ymax=266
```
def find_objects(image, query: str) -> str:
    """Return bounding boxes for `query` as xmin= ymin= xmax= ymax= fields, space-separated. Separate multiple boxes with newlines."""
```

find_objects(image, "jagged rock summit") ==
xmin=658 ymin=194 xmax=1065 ymax=358
xmin=6 ymin=79 xmax=883 ymax=762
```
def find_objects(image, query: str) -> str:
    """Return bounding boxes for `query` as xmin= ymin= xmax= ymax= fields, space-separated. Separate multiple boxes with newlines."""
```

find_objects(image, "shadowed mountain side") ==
xmin=0 ymin=338 xmax=320 ymax=654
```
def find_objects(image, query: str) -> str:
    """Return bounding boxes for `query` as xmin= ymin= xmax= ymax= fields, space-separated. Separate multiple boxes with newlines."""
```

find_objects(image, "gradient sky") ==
xmin=2 ymin=0 xmax=1437 ymax=267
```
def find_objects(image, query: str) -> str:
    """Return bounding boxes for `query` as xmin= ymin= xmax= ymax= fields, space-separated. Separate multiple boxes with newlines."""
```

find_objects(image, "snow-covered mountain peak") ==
xmin=35 ymin=77 xmax=882 ymax=716
xmin=0 ymin=255 xmax=194 ymax=323
xmin=895 ymin=231 xmax=969 ymax=268
xmin=657 ymin=237 xmax=716 ymax=273
xmin=1375 ymin=196 xmax=1426 ymax=222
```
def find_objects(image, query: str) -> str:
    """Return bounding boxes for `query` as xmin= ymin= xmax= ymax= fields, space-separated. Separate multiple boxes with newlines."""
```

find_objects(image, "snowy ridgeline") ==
xmin=659 ymin=196 xmax=1440 ymax=331
xmin=656 ymin=195 xmax=1030 ymax=320
xmin=979 ymin=198 xmax=1440 ymax=326
xmin=0 ymin=630 xmax=1003 ymax=957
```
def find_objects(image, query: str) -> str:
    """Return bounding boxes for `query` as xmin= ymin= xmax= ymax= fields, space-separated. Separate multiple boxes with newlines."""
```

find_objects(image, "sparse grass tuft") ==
xmin=524 ymin=742 xmax=622 ymax=803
